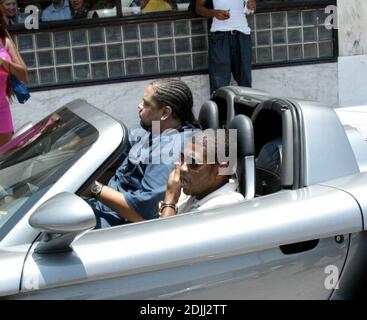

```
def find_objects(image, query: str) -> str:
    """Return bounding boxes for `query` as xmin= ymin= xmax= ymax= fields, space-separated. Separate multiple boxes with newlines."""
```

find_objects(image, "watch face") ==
xmin=91 ymin=184 xmax=102 ymax=195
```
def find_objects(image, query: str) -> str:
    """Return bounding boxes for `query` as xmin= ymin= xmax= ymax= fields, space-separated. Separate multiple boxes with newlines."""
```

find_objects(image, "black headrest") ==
xmin=229 ymin=115 xmax=254 ymax=157
xmin=199 ymin=100 xmax=219 ymax=129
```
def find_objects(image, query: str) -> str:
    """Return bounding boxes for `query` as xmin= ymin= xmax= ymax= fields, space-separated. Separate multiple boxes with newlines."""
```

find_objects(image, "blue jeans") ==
xmin=208 ymin=31 xmax=252 ymax=94
xmin=85 ymin=197 xmax=126 ymax=229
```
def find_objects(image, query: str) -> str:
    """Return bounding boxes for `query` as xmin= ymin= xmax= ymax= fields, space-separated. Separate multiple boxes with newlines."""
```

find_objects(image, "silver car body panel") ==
xmin=13 ymin=184 xmax=361 ymax=299
xmin=336 ymin=106 xmax=367 ymax=172
xmin=0 ymin=99 xmax=124 ymax=248
xmin=0 ymin=245 xmax=29 ymax=296
xmin=336 ymin=106 xmax=367 ymax=140
xmin=321 ymin=172 xmax=367 ymax=231
xmin=341 ymin=126 xmax=367 ymax=173
xmin=13 ymin=236 xmax=348 ymax=300
xmin=287 ymin=99 xmax=360 ymax=186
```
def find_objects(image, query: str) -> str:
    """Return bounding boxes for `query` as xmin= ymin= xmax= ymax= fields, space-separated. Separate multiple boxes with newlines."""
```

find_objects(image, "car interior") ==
xmin=79 ymin=85 xmax=299 ymax=229
xmin=198 ymin=86 xmax=299 ymax=198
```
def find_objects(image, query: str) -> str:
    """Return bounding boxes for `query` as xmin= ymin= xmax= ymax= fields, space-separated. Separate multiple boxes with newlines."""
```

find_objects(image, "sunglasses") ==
xmin=180 ymin=153 xmax=219 ymax=171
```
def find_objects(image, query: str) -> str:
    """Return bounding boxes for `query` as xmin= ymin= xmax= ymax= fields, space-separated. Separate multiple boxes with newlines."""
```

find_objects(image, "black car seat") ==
xmin=255 ymin=138 xmax=282 ymax=195
xmin=229 ymin=115 xmax=255 ymax=200
xmin=198 ymin=100 xmax=219 ymax=129
xmin=256 ymin=137 xmax=282 ymax=176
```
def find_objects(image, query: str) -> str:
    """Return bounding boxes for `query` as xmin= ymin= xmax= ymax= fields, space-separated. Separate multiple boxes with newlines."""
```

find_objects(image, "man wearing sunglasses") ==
xmin=159 ymin=129 xmax=244 ymax=216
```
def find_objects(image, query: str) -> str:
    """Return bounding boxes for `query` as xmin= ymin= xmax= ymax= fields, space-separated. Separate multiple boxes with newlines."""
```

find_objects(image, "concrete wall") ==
xmin=11 ymin=62 xmax=338 ymax=131
xmin=337 ymin=0 xmax=367 ymax=106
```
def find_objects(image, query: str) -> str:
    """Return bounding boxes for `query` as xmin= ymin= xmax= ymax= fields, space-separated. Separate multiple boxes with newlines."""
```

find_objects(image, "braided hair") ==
xmin=150 ymin=79 xmax=198 ymax=126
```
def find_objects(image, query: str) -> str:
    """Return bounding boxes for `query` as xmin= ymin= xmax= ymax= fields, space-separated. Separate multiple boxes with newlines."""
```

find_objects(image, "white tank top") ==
xmin=210 ymin=0 xmax=251 ymax=35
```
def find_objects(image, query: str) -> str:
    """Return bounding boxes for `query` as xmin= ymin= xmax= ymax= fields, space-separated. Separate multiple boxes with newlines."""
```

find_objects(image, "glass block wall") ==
xmin=14 ymin=8 xmax=335 ymax=89
xmin=250 ymin=8 xmax=334 ymax=63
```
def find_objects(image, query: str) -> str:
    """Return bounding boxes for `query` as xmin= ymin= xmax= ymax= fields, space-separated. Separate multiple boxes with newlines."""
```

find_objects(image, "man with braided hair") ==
xmin=86 ymin=79 xmax=198 ymax=228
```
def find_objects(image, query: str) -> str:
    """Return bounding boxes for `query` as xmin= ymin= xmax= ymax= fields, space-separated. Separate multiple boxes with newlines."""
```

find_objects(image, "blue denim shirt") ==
xmin=42 ymin=1 xmax=71 ymax=22
xmin=90 ymin=123 xmax=197 ymax=228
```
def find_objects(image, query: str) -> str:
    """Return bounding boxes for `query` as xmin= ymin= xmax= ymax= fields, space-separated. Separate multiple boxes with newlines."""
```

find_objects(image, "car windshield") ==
xmin=0 ymin=108 xmax=98 ymax=233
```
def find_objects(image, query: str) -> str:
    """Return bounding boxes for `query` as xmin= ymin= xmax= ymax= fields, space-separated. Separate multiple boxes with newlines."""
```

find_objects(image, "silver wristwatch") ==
xmin=91 ymin=181 xmax=103 ymax=199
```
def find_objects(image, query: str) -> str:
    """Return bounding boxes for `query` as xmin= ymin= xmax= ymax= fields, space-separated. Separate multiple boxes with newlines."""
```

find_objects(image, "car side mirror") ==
xmin=29 ymin=192 xmax=96 ymax=254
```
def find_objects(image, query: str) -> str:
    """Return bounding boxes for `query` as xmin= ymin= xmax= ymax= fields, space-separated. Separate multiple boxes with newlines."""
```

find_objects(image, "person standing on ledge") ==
xmin=195 ymin=0 xmax=256 ymax=94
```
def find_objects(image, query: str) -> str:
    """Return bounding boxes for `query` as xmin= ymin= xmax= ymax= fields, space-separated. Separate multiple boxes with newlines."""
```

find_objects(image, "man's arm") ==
xmin=95 ymin=157 xmax=176 ymax=222
xmin=195 ymin=0 xmax=230 ymax=20
xmin=160 ymin=164 xmax=182 ymax=217
xmin=96 ymin=185 xmax=145 ymax=222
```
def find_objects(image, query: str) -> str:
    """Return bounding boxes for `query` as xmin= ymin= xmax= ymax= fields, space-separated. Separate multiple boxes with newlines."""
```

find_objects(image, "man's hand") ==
xmin=164 ymin=164 xmax=182 ymax=204
xmin=247 ymin=0 xmax=256 ymax=13
xmin=213 ymin=9 xmax=230 ymax=20
xmin=195 ymin=0 xmax=230 ymax=20
xmin=160 ymin=164 xmax=182 ymax=218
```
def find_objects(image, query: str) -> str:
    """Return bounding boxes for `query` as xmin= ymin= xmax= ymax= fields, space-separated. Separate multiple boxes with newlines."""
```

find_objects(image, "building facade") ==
xmin=7 ymin=0 xmax=360 ymax=130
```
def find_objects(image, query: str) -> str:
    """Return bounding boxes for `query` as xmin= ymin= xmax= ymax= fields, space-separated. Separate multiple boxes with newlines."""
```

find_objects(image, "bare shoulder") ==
xmin=4 ymin=36 xmax=15 ymax=51
xmin=4 ymin=36 xmax=24 ymax=64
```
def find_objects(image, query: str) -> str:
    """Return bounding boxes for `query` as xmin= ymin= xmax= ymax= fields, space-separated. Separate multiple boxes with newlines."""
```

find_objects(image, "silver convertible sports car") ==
xmin=1 ymin=87 xmax=367 ymax=300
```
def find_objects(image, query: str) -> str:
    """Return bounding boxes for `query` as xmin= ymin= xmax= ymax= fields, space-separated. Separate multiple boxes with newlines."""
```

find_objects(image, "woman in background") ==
xmin=0 ymin=6 xmax=28 ymax=147
xmin=0 ymin=0 xmax=17 ymax=25
xmin=70 ymin=0 xmax=89 ymax=19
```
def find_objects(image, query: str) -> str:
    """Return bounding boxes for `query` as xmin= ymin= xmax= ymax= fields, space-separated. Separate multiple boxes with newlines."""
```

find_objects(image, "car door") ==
xmin=11 ymin=181 xmax=363 ymax=300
